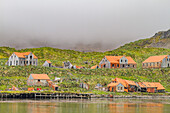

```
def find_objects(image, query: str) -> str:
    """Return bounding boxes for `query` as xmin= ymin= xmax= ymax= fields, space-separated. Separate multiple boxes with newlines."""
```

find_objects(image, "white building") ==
xmin=6 ymin=52 xmax=38 ymax=66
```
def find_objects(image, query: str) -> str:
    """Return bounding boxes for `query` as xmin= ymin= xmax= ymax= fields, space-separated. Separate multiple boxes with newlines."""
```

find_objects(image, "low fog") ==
xmin=0 ymin=0 xmax=170 ymax=51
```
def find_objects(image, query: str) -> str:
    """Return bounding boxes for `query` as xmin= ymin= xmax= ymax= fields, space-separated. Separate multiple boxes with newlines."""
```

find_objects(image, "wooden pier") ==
xmin=0 ymin=93 xmax=93 ymax=99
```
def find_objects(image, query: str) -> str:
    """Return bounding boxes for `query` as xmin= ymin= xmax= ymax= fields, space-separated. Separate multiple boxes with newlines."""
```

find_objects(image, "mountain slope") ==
xmin=0 ymin=29 xmax=169 ymax=68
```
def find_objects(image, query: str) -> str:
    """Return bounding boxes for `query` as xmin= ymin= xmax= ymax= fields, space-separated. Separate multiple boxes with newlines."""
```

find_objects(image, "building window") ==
xmin=26 ymin=56 xmax=28 ymax=59
xmin=26 ymin=61 xmax=28 ymax=64
xmin=125 ymin=60 xmax=127 ymax=62
xmin=11 ymin=56 xmax=13 ymax=59
xmin=128 ymin=64 xmax=130 ymax=67
xmin=30 ymin=56 xmax=32 ymax=59
xmin=133 ymin=65 xmax=135 ymax=67
xmin=121 ymin=87 xmax=123 ymax=90
xmin=112 ymin=64 xmax=114 ymax=67
xmin=121 ymin=60 xmax=123 ymax=62
xmin=38 ymin=79 xmax=40 ymax=82
xmin=10 ymin=61 xmax=12 ymax=66
xmin=150 ymin=63 xmax=151 ymax=66
xmin=16 ymin=61 xmax=18 ymax=65
xmin=117 ymin=64 xmax=119 ymax=67
xmin=153 ymin=62 xmax=155 ymax=66
xmin=157 ymin=62 xmax=159 ymax=66
xmin=143 ymin=63 xmax=145 ymax=66
xmin=146 ymin=63 xmax=148 ymax=66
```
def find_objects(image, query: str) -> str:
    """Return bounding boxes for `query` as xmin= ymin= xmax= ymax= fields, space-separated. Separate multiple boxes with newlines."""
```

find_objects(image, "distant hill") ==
xmin=129 ymin=29 xmax=170 ymax=49
xmin=0 ymin=29 xmax=169 ymax=67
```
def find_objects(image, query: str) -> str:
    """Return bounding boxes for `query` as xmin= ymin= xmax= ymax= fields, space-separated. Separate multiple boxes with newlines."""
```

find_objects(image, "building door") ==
xmin=168 ymin=63 xmax=170 ymax=67
xmin=122 ymin=64 xmax=125 ymax=68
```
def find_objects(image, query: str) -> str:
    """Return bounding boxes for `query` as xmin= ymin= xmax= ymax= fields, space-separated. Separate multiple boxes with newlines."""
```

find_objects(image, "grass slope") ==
xmin=0 ymin=35 xmax=170 ymax=92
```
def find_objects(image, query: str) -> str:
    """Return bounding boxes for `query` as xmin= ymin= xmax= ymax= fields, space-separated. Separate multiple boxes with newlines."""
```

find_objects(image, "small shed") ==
xmin=91 ymin=65 xmax=99 ymax=69
xmin=54 ymin=77 xmax=61 ymax=83
xmin=73 ymin=65 xmax=85 ymax=69
xmin=43 ymin=60 xmax=52 ymax=67
xmin=27 ymin=74 xmax=50 ymax=86
xmin=28 ymin=87 xmax=34 ymax=91
xmin=63 ymin=61 xmax=73 ymax=69
xmin=52 ymin=85 xmax=59 ymax=91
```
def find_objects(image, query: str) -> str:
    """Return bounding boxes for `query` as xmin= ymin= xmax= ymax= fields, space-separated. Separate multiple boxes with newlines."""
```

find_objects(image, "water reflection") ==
xmin=0 ymin=99 xmax=169 ymax=113
xmin=109 ymin=103 xmax=164 ymax=113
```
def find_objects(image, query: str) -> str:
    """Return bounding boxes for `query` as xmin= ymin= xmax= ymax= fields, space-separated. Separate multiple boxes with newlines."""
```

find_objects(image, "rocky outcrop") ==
xmin=147 ymin=29 xmax=170 ymax=49
xmin=153 ymin=29 xmax=170 ymax=39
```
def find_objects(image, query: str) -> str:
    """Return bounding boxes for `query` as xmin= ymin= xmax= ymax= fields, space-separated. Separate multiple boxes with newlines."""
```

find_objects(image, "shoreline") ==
xmin=0 ymin=92 xmax=170 ymax=99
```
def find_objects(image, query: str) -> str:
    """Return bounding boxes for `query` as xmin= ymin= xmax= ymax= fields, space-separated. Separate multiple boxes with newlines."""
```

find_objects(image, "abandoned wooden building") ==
xmin=27 ymin=74 xmax=50 ymax=86
xmin=99 ymin=56 xmax=137 ymax=69
xmin=6 ymin=52 xmax=38 ymax=66
xmin=142 ymin=55 xmax=170 ymax=68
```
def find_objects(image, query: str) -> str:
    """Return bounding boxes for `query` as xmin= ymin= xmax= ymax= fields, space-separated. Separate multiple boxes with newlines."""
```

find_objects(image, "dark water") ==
xmin=0 ymin=98 xmax=170 ymax=113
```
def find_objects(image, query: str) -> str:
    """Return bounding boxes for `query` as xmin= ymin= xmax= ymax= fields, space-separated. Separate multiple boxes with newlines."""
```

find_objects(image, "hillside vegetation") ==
xmin=0 ymin=29 xmax=170 ymax=92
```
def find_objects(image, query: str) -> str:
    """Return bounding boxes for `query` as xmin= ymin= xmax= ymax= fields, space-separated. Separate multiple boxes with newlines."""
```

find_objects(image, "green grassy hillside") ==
xmin=0 ymin=32 xmax=170 ymax=93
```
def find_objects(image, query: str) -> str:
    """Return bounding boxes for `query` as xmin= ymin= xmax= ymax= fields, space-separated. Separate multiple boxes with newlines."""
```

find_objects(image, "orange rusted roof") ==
xmin=153 ymin=82 xmax=165 ymax=90
xmin=14 ymin=52 xmax=38 ymax=59
xmin=138 ymin=82 xmax=146 ymax=88
xmin=46 ymin=60 xmax=51 ymax=63
xmin=75 ymin=65 xmax=84 ymax=69
xmin=105 ymin=56 xmax=136 ymax=64
xmin=107 ymin=83 xmax=119 ymax=87
xmin=125 ymin=56 xmax=136 ymax=64
xmin=91 ymin=65 xmax=98 ymax=69
xmin=112 ymin=78 xmax=127 ymax=87
xmin=138 ymin=82 xmax=165 ymax=90
xmin=125 ymin=80 xmax=137 ymax=86
xmin=141 ymin=82 xmax=157 ymax=88
xmin=30 ymin=74 xmax=50 ymax=80
xmin=142 ymin=55 xmax=168 ymax=63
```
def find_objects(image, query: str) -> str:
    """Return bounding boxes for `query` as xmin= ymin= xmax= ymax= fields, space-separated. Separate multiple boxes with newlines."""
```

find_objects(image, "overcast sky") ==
xmin=0 ymin=0 xmax=170 ymax=51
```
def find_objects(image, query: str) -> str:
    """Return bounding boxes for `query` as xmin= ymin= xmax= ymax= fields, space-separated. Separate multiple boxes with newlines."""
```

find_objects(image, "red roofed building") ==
xmin=27 ymin=74 xmax=50 ymax=86
xmin=142 ymin=55 xmax=170 ymax=68
xmin=109 ymin=78 xmax=138 ymax=92
xmin=99 ymin=56 xmax=137 ymax=69
xmin=138 ymin=82 xmax=165 ymax=93
xmin=6 ymin=52 xmax=38 ymax=66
